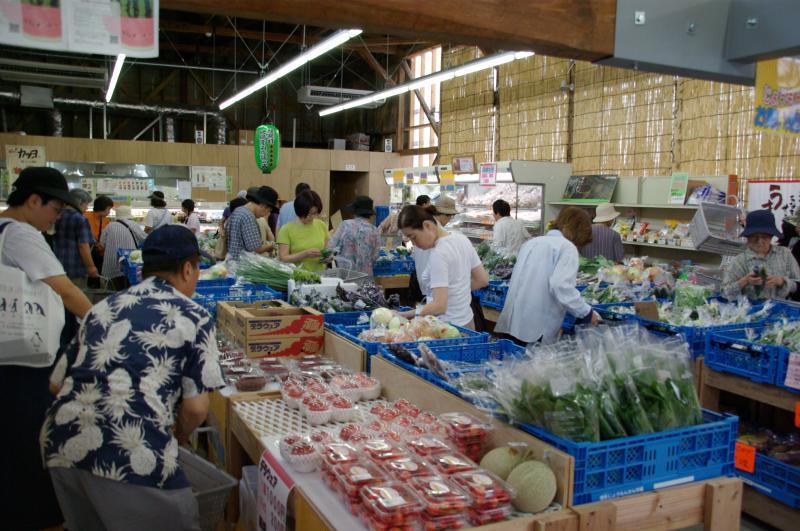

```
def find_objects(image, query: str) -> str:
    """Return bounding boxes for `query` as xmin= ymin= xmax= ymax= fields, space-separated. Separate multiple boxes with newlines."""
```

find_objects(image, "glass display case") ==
xmin=454 ymin=183 xmax=543 ymax=241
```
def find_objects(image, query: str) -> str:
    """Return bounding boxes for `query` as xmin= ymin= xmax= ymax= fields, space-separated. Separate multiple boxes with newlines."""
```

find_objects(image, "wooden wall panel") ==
xmin=145 ymin=142 xmax=193 ymax=166
xmin=331 ymin=150 xmax=370 ymax=172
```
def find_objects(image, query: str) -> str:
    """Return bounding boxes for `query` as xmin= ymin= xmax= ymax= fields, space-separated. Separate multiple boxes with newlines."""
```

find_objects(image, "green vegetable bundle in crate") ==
xmin=233 ymin=252 xmax=320 ymax=292
xmin=489 ymin=324 xmax=703 ymax=442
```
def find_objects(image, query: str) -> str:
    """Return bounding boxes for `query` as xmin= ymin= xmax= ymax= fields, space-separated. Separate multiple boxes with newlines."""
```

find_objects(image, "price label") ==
xmin=784 ymin=352 xmax=800 ymax=391
xmin=258 ymin=448 xmax=295 ymax=531
xmin=795 ymin=402 xmax=800 ymax=428
xmin=734 ymin=442 xmax=756 ymax=473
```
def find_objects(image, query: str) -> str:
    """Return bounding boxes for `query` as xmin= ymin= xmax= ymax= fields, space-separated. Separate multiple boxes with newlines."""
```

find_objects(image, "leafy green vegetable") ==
xmin=234 ymin=253 xmax=320 ymax=291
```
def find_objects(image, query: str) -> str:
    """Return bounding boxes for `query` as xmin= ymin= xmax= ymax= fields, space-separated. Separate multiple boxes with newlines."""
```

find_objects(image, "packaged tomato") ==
xmin=360 ymin=482 xmax=423 ymax=526
xmin=406 ymin=436 xmax=452 ymax=457
xmin=428 ymin=452 xmax=477 ymax=476
xmin=381 ymin=455 xmax=435 ymax=481
xmin=438 ymin=412 xmax=492 ymax=443
xmin=303 ymin=398 xmax=332 ymax=426
xmin=278 ymin=434 xmax=305 ymax=460
xmin=356 ymin=375 xmax=381 ymax=400
xmin=333 ymin=460 xmax=388 ymax=500
xmin=309 ymin=430 xmax=333 ymax=445
xmin=332 ymin=379 xmax=362 ymax=402
xmin=416 ymin=412 xmax=439 ymax=425
xmin=379 ymin=408 xmax=401 ymax=422
xmin=339 ymin=423 xmax=361 ymax=441
xmin=285 ymin=441 xmax=320 ymax=473
xmin=364 ymin=420 xmax=387 ymax=434
xmin=348 ymin=432 xmax=376 ymax=445
xmin=360 ymin=439 xmax=409 ymax=462
xmin=466 ymin=505 xmax=512 ymax=526
xmin=281 ymin=384 xmax=304 ymax=409
xmin=450 ymin=470 xmax=513 ymax=511
xmin=420 ymin=512 xmax=468 ymax=530
xmin=370 ymin=403 xmax=387 ymax=416
xmin=410 ymin=476 xmax=469 ymax=517
xmin=320 ymin=443 xmax=359 ymax=470
xmin=330 ymin=395 xmax=355 ymax=422
xmin=381 ymin=430 xmax=403 ymax=443
xmin=305 ymin=378 xmax=329 ymax=395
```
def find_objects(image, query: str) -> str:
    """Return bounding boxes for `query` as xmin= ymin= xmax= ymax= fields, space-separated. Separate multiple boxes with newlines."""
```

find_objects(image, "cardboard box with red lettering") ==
xmin=234 ymin=305 xmax=325 ymax=358
xmin=217 ymin=300 xmax=291 ymax=333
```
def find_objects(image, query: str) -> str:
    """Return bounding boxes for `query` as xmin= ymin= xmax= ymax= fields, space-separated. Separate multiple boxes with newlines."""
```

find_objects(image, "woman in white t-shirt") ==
xmin=181 ymin=199 xmax=201 ymax=234
xmin=144 ymin=190 xmax=171 ymax=234
xmin=397 ymin=205 xmax=489 ymax=328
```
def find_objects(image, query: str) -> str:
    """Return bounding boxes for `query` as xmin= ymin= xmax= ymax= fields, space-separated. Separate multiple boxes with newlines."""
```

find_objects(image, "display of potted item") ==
xmin=22 ymin=0 xmax=62 ymax=40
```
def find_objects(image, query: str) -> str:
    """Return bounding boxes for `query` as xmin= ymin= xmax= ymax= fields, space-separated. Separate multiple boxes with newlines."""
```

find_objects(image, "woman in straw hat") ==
xmin=579 ymin=202 xmax=624 ymax=262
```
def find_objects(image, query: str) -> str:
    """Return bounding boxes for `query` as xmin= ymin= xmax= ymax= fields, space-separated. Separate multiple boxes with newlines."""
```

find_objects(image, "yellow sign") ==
xmin=439 ymin=169 xmax=455 ymax=190
xmin=754 ymin=57 xmax=800 ymax=136
xmin=392 ymin=170 xmax=404 ymax=186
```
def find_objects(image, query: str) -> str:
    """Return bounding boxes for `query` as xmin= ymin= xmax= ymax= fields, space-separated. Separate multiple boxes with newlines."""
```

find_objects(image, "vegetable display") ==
xmin=639 ymin=297 xmax=771 ymax=327
xmin=506 ymin=460 xmax=557 ymax=513
xmin=233 ymin=252 xmax=320 ymax=291
xmin=289 ymin=284 xmax=401 ymax=313
xmin=738 ymin=429 xmax=800 ymax=467
xmin=359 ymin=311 xmax=464 ymax=344
xmin=490 ymin=325 xmax=703 ymax=442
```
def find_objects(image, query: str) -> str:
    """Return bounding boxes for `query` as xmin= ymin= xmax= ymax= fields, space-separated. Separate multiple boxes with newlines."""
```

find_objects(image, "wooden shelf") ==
xmin=700 ymin=364 xmax=798 ymax=412
xmin=622 ymin=240 xmax=711 ymax=253
xmin=548 ymin=201 xmax=698 ymax=210
xmin=742 ymin=484 xmax=800 ymax=531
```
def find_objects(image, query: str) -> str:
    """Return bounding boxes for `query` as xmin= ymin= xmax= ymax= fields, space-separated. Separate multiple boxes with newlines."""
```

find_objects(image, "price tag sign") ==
xmin=258 ymin=448 xmax=295 ymax=531
xmin=734 ymin=442 xmax=756 ymax=473
xmin=795 ymin=401 xmax=800 ymax=428
xmin=783 ymin=352 xmax=800 ymax=391
xmin=634 ymin=301 xmax=660 ymax=322
xmin=392 ymin=170 xmax=404 ymax=187
xmin=479 ymin=163 xmax=497 ymax=187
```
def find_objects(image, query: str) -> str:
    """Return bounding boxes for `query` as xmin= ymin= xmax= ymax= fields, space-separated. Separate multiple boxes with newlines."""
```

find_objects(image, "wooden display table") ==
xmin=699 ymin=363 xmax=800 ymax=530
xmin=374 ymin=275 xmax=410 ymax=290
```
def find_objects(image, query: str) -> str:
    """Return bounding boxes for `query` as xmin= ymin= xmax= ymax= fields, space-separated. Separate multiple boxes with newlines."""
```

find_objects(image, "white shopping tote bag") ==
xmin=0 ymin=221 xmax=65 ymax=367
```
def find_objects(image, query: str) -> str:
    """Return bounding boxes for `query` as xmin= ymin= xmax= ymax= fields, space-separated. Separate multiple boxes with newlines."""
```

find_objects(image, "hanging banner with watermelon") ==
xmin=255 ymin=124 xmax=280 ymax=174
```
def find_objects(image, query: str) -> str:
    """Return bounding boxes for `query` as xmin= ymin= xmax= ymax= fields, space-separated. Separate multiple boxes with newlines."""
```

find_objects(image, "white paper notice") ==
xmin=66 ymin=0 xmax=118 ymax=54
xmin=784 ymin=352 xmax=800 ymax=390
xmin=258 ymin=448 xmax=295 ymax=531
xmin=207 ymin=173 xmax=227 ymax=191
xmin=177 ymin=181 xmax=192 ymax=200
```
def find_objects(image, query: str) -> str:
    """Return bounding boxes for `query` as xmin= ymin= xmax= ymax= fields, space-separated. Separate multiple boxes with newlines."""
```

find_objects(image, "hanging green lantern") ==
xmin=254 ymin=124 xmax=280 ymax=173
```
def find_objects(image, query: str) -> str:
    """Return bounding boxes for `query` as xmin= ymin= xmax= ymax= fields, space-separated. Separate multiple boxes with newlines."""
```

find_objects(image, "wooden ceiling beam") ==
xmin=161 ymin=0 xmax=617 ymax=61
xmin=160 ymin=19 xmax=423 ymax=54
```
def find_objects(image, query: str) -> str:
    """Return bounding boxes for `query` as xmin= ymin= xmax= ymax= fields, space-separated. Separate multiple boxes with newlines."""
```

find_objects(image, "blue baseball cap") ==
xmin=142 ymin=225 xmax=200 ymax=266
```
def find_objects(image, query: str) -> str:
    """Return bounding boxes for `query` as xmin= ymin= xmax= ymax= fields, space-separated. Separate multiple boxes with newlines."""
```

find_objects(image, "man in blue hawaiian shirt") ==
xmin=42 ymin=225 xmax=225 ymax=531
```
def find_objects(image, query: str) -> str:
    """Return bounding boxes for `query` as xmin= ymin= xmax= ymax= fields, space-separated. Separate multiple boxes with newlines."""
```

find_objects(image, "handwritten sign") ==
xmin=734 ymin=442 xmax=756 ymax=473
xmin=5 ymin=145 xmax=45 ymax=176
xmin=258 ymin=449 xmax=295 ymax=531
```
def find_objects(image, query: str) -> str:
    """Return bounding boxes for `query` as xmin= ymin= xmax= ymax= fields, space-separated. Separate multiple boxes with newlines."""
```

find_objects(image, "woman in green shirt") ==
xmin=277 ymin=189 xmax=329 ymax=271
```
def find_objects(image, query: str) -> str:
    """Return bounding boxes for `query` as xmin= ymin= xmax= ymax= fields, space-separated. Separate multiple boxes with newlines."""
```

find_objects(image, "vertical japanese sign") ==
xmin=753 ymin=57 xmax=800 ymax=136
xmin=479 ymin=163 xmax=497 ymax=187
xmin=669 ymin=172 xmax=689 ymax=204
xmin=258 ymin=449 xmax=294 ymax=531
xmin=392 ymin=170 xmax=404 ymax=188
xmin=747 ymin=180 xmax=800 ymax=228
xmin=0 ymin=0 xmax=158 ymax=58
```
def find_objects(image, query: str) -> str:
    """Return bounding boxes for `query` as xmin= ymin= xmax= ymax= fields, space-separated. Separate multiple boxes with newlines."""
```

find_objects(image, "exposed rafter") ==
xmin=401 ymin=60 xmax=440 ymax=137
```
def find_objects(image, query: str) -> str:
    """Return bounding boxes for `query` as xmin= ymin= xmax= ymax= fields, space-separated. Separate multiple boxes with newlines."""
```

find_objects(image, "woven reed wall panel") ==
xmin=438 ymin=47 xmax=496 ymax=165
xmin=497 ymin=55 xmax=570 ymax=162
xmin=571 ymin=61 xmax=675 ymax=176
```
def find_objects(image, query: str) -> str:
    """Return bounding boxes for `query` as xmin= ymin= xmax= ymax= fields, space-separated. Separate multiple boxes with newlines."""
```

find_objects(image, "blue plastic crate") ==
xmin=593 ymin=302 xmax=638 ymax=322
xmin=378 ymin=340 xmax=523 ymax=401
xmin=323 ymin=307 xmax=412 ymax=329
xmin=705 ymin=325 xmax=781 ymax=385
xmin=373 ymin=259 xmax=404 ymax=277
xmin=192 ymin=284 xmax=281 ymax=317
xmin=518 ymin=410 xmax=738 ymax=505
xmin=330 ymin=323 xmax=489 ymax=371
xmin=737 ymin=451 xmax=800 ymax=508
xmin=196 ymin=277 xmax=236 ymax=288
xmin=637 ymin=317 xmax=760 ymax=358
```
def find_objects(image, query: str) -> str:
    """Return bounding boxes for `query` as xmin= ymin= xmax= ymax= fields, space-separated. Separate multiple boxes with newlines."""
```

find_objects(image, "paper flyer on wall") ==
xmin=191 ymin=166 xmax=226 ymax=189
xmin=0 ymin=0 xmax=158 ymax=58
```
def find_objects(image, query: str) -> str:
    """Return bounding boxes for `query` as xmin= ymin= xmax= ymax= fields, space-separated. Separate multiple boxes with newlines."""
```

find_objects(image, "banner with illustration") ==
xmin=753 ymin=57 xmax=800 ymax=136
xmin=747 ymin=179 xmax=800 ymax=229
xmin=0 ymin=0 xmax=158 ymax=58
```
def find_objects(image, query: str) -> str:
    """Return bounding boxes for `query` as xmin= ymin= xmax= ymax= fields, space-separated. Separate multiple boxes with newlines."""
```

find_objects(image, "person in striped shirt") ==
xmin=100 ymin=205 xmax=147 ymax=290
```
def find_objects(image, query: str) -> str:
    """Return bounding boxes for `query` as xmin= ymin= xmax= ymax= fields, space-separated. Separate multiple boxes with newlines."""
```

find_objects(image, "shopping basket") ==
xmin=689 ymin=202 xmax=746 ymax=255
xmin=179 ymin=447 xmax=236 ymax=531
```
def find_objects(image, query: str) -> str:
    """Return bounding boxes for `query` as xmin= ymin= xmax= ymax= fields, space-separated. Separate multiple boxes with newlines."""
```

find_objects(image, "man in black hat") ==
xmin=43 ymin=225 xmax=225 ymax=531
xmin=328 ymin=195 xmax=381 ymax=275
xmin=0 ymin=166 xmax=93 ymax=530
xmin=225 ymin=185 xmax=279 ymax=260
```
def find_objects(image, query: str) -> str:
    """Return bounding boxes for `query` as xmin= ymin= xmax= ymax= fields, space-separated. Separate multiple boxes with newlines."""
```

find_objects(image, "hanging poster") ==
xmin=753 ymin=57 xmax=800 ymax=136
xmin=190 ymin=166 xmax=225 ymax=190
xmin=0 ymin=0 xmax=158 ymax=58
xmin=747 ymin=179 xmax=800 ymax=228
xmin=207 ymin=172 xmax=227 ymax=191
xmin=5 ymin=144 xmax=45 ymax=177
xmin=177 ymin=180 xmax=192 ymax=200
xmin=479 ymin=163 xmax=497 ymax=187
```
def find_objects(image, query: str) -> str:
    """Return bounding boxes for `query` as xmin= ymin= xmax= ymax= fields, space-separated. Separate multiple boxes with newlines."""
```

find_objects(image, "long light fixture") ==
xmin=319 ymin=51 xmax=534 ymax=117
xmin=105 ymin=53 xmax=125 ymax=103
xmin=219 ymin=28 xmax=363 ymax=110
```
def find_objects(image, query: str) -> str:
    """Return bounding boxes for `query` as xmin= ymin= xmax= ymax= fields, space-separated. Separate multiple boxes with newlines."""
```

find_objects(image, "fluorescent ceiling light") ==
xmin=105 ymin=54 xmax=125 ymax=103
xmin=320 ymin=50 xmax=533 ymax=117
xmin=219 ymin=29 xmax=362 ymax=110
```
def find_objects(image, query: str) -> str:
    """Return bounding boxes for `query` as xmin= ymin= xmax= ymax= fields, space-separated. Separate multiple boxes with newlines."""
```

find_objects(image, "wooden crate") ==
xmin=323 ymin=328 xmax=367 ymax=372
xmin=370 ymin=355 xmax=574 ymax=507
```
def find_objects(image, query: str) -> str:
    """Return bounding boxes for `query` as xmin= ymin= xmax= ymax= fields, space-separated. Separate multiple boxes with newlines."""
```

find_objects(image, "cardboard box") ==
xmin=235 ymin=306 xmax=324 ymax=341
xmin=216 ymin=300 xmax=289 ymax=332
xmin=244 ymin=336 xmax=325 ymax=358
